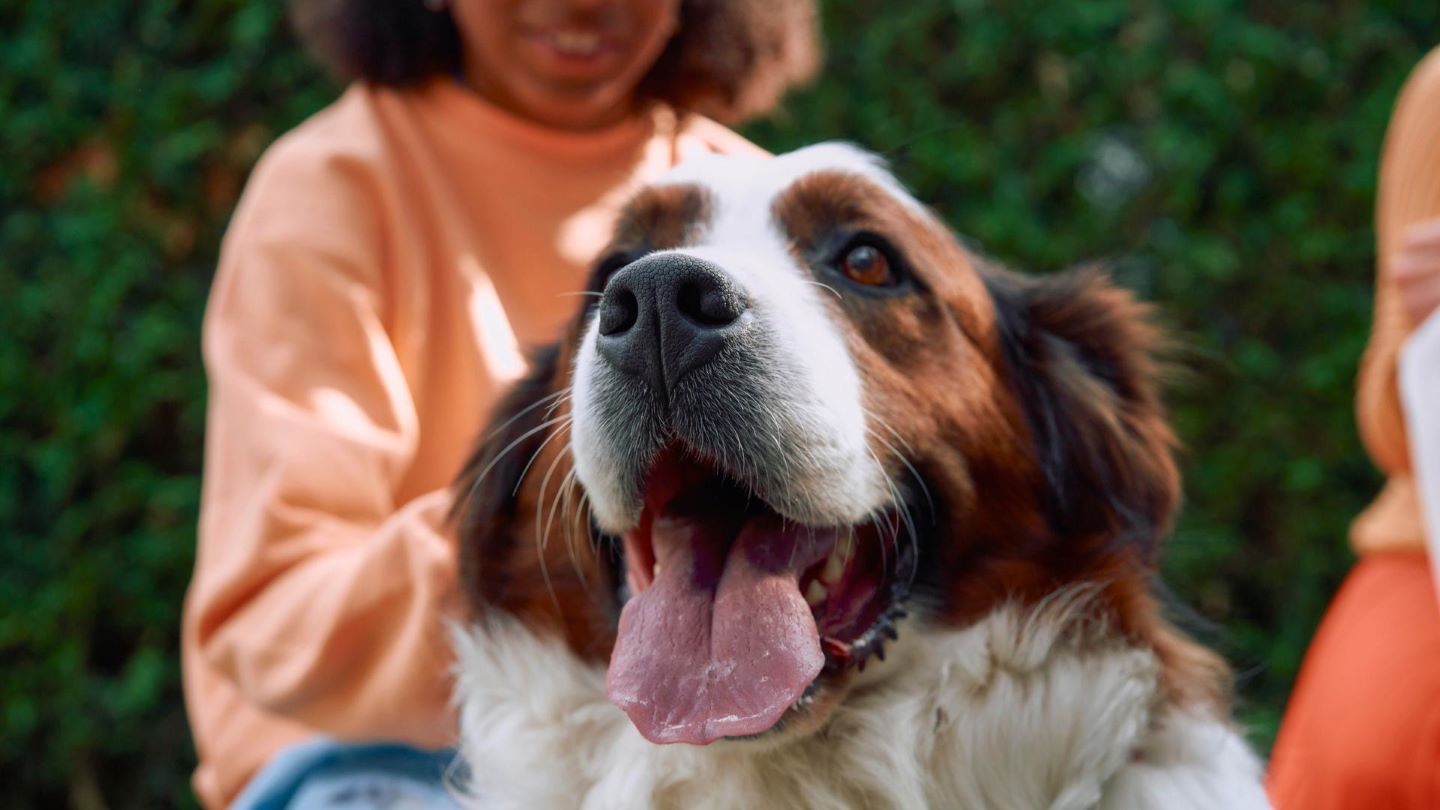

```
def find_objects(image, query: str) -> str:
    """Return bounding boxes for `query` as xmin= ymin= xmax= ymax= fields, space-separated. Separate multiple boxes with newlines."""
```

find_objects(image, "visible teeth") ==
xmin=652 ymin=562 xmax=660 ymax=579
xmin=805 ymin=580 xmax=828 ymax=607
xmin=549 ymin=30 xmax=601 ymax=54
xmin=821 ymin=530 xmax=854 ymax=584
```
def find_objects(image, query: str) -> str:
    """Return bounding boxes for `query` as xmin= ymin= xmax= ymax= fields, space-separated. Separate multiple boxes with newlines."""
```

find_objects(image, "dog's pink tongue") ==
xmin=607 ymin=513 xmax=834 ymax=745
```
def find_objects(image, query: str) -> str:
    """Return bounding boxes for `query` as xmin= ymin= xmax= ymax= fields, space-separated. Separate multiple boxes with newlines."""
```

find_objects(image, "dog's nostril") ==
xmin=677 ymin=280 xmax=743 ymax=328
xmin=598 ymin=288 xmax=639 ymax=336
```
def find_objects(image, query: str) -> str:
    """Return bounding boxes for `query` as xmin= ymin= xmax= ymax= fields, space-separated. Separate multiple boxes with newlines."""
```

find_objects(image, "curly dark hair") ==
xmin=290 ymin=0 xmax=820 ymax=124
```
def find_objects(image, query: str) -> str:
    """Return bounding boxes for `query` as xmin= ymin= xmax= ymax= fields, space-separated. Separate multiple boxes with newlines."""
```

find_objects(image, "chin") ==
xmin=449 ymin=144 xmax=1272 ymax=808
xmin=507 ymin=83 xmax=635 ymax=131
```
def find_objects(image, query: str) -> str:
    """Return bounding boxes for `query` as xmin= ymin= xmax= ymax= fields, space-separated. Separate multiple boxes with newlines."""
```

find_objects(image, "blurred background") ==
xmin=5 ymin=1 xmax=1439 ymax=807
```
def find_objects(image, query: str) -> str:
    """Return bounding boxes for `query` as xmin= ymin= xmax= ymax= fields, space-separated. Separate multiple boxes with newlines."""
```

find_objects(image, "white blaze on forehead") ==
xmin=655 ymin=142 xmax=923 ymax=225
xmin=662 ymin=143 xmax=911 ymax=523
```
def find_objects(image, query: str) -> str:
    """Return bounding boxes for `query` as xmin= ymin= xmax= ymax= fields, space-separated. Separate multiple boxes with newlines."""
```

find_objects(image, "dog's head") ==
xmin=455 ymin=143 xmax=1192 ymax=748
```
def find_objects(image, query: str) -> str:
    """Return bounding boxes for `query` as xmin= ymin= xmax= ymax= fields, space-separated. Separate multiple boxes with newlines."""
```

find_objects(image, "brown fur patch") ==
xmin=608 ymin=183 xmax=712 ymax=257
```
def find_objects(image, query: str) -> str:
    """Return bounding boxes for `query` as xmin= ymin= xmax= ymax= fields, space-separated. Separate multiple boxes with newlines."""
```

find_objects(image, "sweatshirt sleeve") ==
xmin=1356 ymin=49 xmax=1440 ymax=478
xmin=186 ymin=133 xmax=459 ymax=743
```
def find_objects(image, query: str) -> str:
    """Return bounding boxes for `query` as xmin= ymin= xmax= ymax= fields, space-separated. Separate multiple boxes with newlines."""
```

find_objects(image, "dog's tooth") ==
xmin=805 ymin=580 xmax=828 ymax=607
xmin=837 ymin=528 xmax=855 ymax=561
xmin=822 ymin=550 xmax=845 ymax=584
xmin=652 ymin=562 xmax=660 ymax=579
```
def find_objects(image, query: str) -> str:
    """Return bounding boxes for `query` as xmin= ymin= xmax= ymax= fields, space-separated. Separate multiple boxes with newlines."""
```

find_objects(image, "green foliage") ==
xmin=2 ymin=3 xmax=334 ymax=807
xmin=3 ymin=1 xmax=1437 ymax=806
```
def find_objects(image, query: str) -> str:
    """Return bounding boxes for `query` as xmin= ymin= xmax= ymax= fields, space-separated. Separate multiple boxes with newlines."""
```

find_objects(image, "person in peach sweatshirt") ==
xmin=181 ymin=1 xmax=818 ymax=806
xmin=1267 ymin=46 xmax=1440 ymax=809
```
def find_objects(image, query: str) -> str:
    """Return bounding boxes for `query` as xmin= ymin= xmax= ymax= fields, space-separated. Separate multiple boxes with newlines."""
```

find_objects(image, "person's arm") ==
xmin=1356 ymin=50 xmax=1440 ymax=479
xmin=1374 ymin=49 xmax=1440 ymax=596
xmin=186 ymin=136 xmax=458 ymax=744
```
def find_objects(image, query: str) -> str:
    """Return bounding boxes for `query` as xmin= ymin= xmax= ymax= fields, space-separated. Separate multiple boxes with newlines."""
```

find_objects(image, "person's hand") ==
xmin=1395 ymin=217 xmax=1440 ymax=327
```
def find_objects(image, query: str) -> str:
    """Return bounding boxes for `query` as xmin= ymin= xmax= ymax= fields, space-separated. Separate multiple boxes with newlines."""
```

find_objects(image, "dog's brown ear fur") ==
xmin=986 ymin=266 xmax=1180 ymax=563
xmin=984 ymin=267 xmax=1234 ymax=712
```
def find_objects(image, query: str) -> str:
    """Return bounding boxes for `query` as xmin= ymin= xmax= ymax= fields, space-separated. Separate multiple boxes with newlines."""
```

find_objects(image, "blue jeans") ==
xmin=231 ymin=737 xmax=464 ymax=809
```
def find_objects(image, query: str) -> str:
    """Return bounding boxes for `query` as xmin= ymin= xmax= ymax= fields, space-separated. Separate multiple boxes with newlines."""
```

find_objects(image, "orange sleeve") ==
xmin=187 ymin=133 xmax=457 ymax=743
xmin=1357 ymin=49 xmax=1440 ymax=477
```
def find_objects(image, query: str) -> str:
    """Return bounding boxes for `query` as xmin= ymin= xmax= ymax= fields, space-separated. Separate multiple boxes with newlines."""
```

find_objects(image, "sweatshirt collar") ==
xmin=416 ymin=77 xmax=661 ymax=163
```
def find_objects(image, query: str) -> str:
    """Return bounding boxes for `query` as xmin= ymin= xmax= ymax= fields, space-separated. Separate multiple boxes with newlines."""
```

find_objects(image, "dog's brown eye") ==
xmin=841 ymin=244 xmax=893 ymax=287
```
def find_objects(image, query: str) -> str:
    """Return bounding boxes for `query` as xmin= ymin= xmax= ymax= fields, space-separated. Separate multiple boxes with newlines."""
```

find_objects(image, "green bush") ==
xmin=2 ymin=4 xmax=332 ymax=807
xmin=3 ymin=1 xmax=1437 ymax=806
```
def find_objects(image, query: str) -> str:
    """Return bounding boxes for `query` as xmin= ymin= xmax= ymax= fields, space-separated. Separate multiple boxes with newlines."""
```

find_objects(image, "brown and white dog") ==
xmin=449 ymin=144 xmax=1271 ymax=809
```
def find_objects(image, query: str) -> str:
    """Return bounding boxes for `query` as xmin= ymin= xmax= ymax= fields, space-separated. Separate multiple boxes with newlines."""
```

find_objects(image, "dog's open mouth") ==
xmin=605 ymin=447 xmax=914 ymax=746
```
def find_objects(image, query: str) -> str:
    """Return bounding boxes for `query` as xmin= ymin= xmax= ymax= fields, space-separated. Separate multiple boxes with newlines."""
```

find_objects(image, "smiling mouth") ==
xmin=520 ymin=25 xmax=622 ymax=68
xmin=541 ymin=29 xmax=604 ymax=56
xmin=604 ymin=446 xmax=916 ymax=746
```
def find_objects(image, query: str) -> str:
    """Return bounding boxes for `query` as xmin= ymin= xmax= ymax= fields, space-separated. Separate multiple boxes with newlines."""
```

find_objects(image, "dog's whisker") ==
xmin=866 ymin=424 xmax=935 ymax=520
xmin=468 ymin=412 xmax=574 ymax=502
xmin=512 ymin=416 xmax=572 ymax=496
xmin=870 ymin=413 xmax=917 ymax=455
xmin=532 ymin=435 xmax=573 ymax=615
xmin=558 ymin=466 xmax=595 ymax=597
xmin=535 ymin=430 xmax=573 ymax=543
xmin=863 ymin=443 xmax=903 ymax=573
xmin=538 ymin=457 xmax=586 ymax=603
xmin=541 ymin=391 xmax=572 ymax=422
xmin=879 ymin=464 xmax=914 ymax=577
xmin=869 ymin=441 xmax=926 ymax=572
xmin=542 ymin=461 xmax=572 ymax=561
xmin=577 ymin=491 xmax=601 ymax=557
xmin=561 ymin=465 xmax=581 ymax=572
xmin=481 ymin=389 xmax=568 ymax=443
xmin=802 ymin=279 xmax=844 ymax=301
xmin=517 ymin=422 xmax=572 ymax=616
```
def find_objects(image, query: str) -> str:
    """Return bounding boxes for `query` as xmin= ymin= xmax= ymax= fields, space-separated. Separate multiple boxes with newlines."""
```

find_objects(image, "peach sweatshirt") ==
xmin=181 ymin=79 xmax=759 ymax=808
xmin=1352 ymin=48 xmax=1440 ymax=556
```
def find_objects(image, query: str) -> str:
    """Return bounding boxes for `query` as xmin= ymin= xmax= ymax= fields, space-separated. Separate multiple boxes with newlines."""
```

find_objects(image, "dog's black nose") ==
xmin=596 ymin=253 xmax=748 ymax=398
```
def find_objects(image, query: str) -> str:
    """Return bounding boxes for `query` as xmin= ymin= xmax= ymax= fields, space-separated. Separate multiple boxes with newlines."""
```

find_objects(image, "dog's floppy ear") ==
xmin=986 ymin=266 xmax=1180 ymax=560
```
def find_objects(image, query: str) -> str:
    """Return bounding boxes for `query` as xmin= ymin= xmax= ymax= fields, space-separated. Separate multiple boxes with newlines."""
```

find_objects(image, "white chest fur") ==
xmin=450 ymin=596 xmax=1269 ymax=810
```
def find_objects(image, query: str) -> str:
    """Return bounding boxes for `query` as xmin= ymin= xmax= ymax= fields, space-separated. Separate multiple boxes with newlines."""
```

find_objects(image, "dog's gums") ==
xmin=606 ymin=447 xmax=915 ymax=744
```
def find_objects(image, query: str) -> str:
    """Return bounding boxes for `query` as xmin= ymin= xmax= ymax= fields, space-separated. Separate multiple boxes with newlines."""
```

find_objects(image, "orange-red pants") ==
xmin=1268 ymin=551 xmax=1440 ymax=809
